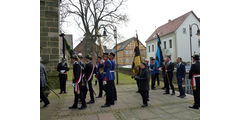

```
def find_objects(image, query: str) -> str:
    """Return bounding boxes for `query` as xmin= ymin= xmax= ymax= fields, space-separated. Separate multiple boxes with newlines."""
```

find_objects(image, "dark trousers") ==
xmin=163 ymin=74 xmax=167 ymax=88
xmin=59 ymin=74 xmax=67 ymax=93
xmin=73 ymin=85 xmax=86 ymax=107
xmin=177 ymin=77 xmax=185 ymax=96
xmin=193 ymin=78 xmax=200 ymax=108
xmin=98 ymin=79 xmax=103 ymax=97
xmin=136 ymin=79 xmax=140 ymax=91
xmin=113 ymin=80 xmax=117 ymax=100
xmin=140 ymin=90 xmax=148 ymax=105
xmin=87 ymin=80 xmax=94 ymax=101
xmin=165 ymin=73 xmax=175 ymax=93
xmin=151 ymin=73 xmax=159 ymax=89
xmin=105 ymin=80 xmax=114 ymax=105
xmin=40 ymin=87 xmax=49 ymax=105
xmin=151 ymin=74 xmax=155 ymax=89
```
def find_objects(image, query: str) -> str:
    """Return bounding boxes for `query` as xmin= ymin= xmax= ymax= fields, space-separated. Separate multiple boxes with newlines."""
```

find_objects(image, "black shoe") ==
xmin=180 ymin=95 xmax=186 ymax=98
xmin=43 ymin=102 xmax=49 ymax=107
xmin=69 ymin=106 xmax=78 ymax=109
xmin=189 ymin=106 xmax=199 ymax=109
xmin=114 ymin=98 xmax=117 ymax=101
xmin=96 ymin=96 xmax=102 ymax=98
xmin=141 ymin=104 xmax=148 ymax=107
xmin=78 ymin=106 xmax=87 ymax=110
xmin=101 ymin=104 xmax=110 ymax=108
xmin=136 ymin=91 xmax=140 ymax=93
xmin=152 ymin=88 xmax=156 ymax=90
xmin=163 ymin=92 xmax=170 ymax=95
xmin=110 ymin=103 xmax=115 ymax=105
xmin=177 ymin=95 xmax=181 ymax=97
xmin=171 ymin=92 xmax=175 ymax=95
xmin=86 ymin=100 xmax=95 ymax=104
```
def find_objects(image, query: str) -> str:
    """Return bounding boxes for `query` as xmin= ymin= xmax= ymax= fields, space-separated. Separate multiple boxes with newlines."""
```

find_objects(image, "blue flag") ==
xmin=155 ymin=34 xmax=164 ymax=68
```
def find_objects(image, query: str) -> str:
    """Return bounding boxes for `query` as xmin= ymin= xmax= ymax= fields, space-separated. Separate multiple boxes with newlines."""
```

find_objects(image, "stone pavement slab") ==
xmin=41 ymin=82 xmax=199 ymax=120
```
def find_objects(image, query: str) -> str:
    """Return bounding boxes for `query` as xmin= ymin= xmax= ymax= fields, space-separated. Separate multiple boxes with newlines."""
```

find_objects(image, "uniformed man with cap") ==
xmin=189 ymin=54 xmax=200 ymax=109
xmin=77 ymin=53 xmax=85 ymax=71
xmin=57 ymin=58 xmax=69 ymax=94
xmin=101 ymin=52 xmax=114 ymax=108
xmin=69 ymin=54 xmax=87 ymax=110
xmin=109 ymin=52 xmax=117 ymax=101
xmin=150 ymin=58 xmax=160 ymax=90
xmin=95 ymin=56 xmax=104 ymax=98
xmin=84 ymin=54 xmax=95 ymax=104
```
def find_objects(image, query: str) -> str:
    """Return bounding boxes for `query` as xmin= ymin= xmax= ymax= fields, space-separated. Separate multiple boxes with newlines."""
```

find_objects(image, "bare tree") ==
xmin=61 ymin=0 xmax=128 ymax=55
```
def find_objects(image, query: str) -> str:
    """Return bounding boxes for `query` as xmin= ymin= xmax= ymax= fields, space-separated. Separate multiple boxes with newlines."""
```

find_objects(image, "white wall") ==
xmin=176 ymin=13 xmax=200 ymax=63
xmin=146 ymin=40 xmax=155 ymax=61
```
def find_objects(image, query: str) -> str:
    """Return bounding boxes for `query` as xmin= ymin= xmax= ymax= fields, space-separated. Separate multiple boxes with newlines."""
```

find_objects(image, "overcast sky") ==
xmin=63 ymin=0 xmax=200 ymax=49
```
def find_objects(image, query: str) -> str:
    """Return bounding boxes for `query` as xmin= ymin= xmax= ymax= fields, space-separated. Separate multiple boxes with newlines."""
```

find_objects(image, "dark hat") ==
xmin=192 ymin=54 xmax=200 ymax=60
xmin=110 ymin=52 xmax=115 ymax=57
xmin=103 ymin=52 xmax=109 ymax=56
xmin=141 ymin=62 xmax=147 ymax=67
xmin=151 ymin=57 xmax=155 ymax=60
xmin=77 ymin=53 xmax=83 ymax=58
xmin=97 ymin=56 xmax=102 ymax=59
xmin=70 ymin=54 xmax=78 ymax=59
xmin=85 ymin=54 xmax=92 ymax=60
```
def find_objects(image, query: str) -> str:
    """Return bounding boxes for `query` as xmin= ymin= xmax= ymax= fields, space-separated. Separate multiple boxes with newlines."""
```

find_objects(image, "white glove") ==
xmin=72 ymin=83 xmax=75 ymax=87
xmin=103 ymin=81 xmax=107 ymax=85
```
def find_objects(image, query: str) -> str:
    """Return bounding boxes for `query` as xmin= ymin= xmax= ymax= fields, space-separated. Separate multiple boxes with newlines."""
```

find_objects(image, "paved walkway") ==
xmin=41 ymin=81 xmax=200 ymax=120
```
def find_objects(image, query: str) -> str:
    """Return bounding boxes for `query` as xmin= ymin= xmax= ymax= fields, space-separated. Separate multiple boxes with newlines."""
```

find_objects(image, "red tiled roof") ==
xmin=145 ymin=11 xmax=199 ymax=43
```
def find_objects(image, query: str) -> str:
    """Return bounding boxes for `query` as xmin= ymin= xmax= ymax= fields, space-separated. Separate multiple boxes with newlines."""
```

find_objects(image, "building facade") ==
xmin=146 ymin=11 xmax=200 ymax=63
xmin=113 ymin=37 xmax=146 ymax=66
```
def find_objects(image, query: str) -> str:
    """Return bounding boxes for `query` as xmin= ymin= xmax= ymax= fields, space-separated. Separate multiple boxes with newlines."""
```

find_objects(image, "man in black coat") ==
xmin=84 ymin=55 xmax=95 ymax=104
xmin=40 ymin=61 xmax=50 ymax=108
xmin=134 ymin=62 xmax=150 ymax=107
xmin=176 ymin=57 xmax=186 ymax=98
xmin=69 ymin=55 xmax=87 ymax=110
xmin=189 ymin=55 xmax=200 ymax=109
xmin=57 ymin=58 xmax=69 ymax=94
xmin=164 ymin=56 xmax=175 ymax=95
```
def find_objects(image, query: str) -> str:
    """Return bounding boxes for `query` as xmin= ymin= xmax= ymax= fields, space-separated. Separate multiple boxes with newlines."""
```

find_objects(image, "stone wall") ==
xmin=40 ymin=0 xmax=60 ymax=88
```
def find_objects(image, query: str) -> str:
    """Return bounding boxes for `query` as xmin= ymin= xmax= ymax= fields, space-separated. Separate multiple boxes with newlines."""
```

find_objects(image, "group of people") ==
xmin=133 ymin=55 xmax=200 ymax=109
xmin=41 ymin=53 xmax=200 ymax=110
xmin=59 ymin=52 xmax=118 ymax=110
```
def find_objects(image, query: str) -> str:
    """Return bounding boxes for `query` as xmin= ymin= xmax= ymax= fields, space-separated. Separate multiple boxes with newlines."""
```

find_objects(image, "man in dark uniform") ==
xmin=78 ymin=53 xmax=85 ymax=71
xmin=95 ymin=56 xmax=104 ymax=98
xmin=69 ymin=55 xmax=87 ymax=110
xmin=164 ymin=56 xmax=175 ymax=95
xmin=84 ymin=55 xmax=95 ymax=104
xmin=189 ymin=55 xmax=200 ymax=109
xmin=176 ymin=57 xmax=186 ymax=98
xmin=150 ymin=58 xmax=160 ymax=90
xmin=57 ymin=58 xmax=69 ymax=94
xmin=109 ymin=52 xmax=117 ymax=101
xmin=134 ymin=62 xmax=150 ymax=107
xmin=40 ymin=59 xmax=50 ymax=108
xmin=101 ymin=52 xmax=114 ymax=108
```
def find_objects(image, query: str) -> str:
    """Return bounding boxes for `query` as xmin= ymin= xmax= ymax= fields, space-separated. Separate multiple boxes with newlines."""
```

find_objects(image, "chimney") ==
xmin=168 ymin=19 xmax=171 ymax=22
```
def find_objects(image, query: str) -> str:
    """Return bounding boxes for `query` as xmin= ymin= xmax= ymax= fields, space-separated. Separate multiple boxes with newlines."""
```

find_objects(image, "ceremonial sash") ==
xmin=86 ymin=64 xmax=95 ymax=89
xmin=191 ymin=74 xmax=200 ymax=90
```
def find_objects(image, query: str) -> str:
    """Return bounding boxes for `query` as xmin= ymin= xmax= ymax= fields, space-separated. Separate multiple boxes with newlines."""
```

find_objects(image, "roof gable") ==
xmin=145 ymin=11 xmax=199 ymax=43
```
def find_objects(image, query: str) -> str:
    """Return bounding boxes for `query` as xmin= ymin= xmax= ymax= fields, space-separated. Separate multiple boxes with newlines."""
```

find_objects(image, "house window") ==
xmin=164 ymin=41 xmax=166 ymax=49
xmin=129 ymin=50 xmax=133 ymax=54
xmin=148 ymin=46 xmax=150 ymax=52
xmin=126 ymin=58 xmax=129 ymax=63
xmin=125 ymin=50 xmax=128 ymax=54
xmin=152 ymin=45 xmax=154 ymax=52
xmin=183 ymin=28 xmax=186 ymax=34
xmin=198 ymin=39 xmax=200 ymax=48
xmin=169 ymin=40 xmax=172 ymax=48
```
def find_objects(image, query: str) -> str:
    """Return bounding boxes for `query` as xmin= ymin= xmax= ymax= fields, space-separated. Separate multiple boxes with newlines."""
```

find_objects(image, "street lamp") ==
xmin=189 ymin=23 xmax=200 ymax=64
xmin=113 ymin=26 xmax=119 ymax=85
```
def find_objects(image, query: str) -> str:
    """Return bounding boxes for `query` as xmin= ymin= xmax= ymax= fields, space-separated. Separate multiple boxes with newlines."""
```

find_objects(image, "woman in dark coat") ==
xmin=134 ymin=62 xmax=150 ymax=107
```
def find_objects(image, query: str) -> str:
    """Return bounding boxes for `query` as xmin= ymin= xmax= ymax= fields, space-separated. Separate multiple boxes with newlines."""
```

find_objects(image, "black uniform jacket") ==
xmin=84 ymin=62 xmax=94 ymax=81
xmin=73 ymin=61 xmax=81 ymax=83
xmin=57 ymin=62 xmax=69 ymax=74
xmin=135 ymin=68 xmax=150 ymax=91
xmin=189 ymin=61 xmax=200 ymax=79
xmin=166 ymin=62 xmax=174 ymax=77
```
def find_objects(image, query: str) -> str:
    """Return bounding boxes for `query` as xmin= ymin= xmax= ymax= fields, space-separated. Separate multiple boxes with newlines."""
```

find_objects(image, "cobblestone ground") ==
xmin=41 ymin=81 xmax=200 ymax=120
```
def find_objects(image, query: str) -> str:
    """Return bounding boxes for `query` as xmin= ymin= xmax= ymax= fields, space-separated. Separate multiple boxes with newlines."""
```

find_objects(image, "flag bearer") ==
xmin=57 ymin=58 xmax=69 ymax=94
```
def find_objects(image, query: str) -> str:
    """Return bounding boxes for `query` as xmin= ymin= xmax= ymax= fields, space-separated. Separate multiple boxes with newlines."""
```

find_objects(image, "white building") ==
xmin=145 ymin=11 xmax=200 ymax=64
